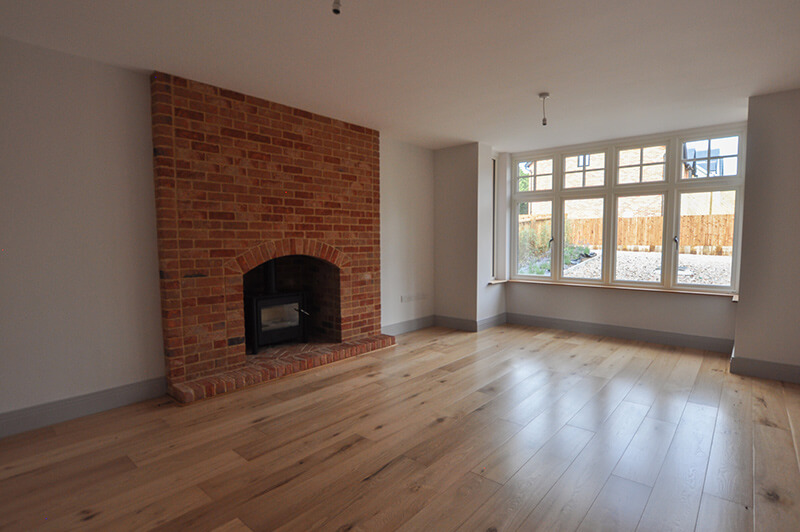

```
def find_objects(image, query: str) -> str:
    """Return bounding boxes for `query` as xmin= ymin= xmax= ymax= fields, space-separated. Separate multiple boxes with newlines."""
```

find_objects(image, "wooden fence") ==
xmin=520 ymin=214 xmax=734 ymax=255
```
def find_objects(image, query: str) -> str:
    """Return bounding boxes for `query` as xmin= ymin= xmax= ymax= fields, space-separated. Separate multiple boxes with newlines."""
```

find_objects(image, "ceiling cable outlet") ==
xmin=539 ymin=92 xmax=550 ymax=126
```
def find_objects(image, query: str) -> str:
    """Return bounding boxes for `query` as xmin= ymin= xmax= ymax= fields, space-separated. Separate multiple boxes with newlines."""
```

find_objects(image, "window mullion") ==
xmin=552 ymin=156 xmax=563 ymax=282
xmin=604 ymin=189 xmax=614 ymax=284
xmin=663 ymin=188 xmax=678 ymax=290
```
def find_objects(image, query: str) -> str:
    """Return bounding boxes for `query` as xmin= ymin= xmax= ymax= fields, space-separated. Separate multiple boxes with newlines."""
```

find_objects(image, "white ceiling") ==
xmin=1 ymin=0 xmax=799 ymax=152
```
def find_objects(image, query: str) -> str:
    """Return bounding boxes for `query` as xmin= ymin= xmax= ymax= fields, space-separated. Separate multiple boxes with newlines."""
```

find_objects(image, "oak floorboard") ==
xmin=471 ymin=370 xmax=606 ymax=485
xmin=396 ymin=472 xmax=501 ymax=532
xmin=503 ymin=374 xmax=606 ymax=427
xmin=568 ymin=355 xmax=652 ymax=432
xmin=645 ymin=350 xmax=704 ymax=424
xmin=575 ymin=475 xmax=651 ymax=532
xmin=514 ymin=401 xmax=649 ymax=532
xmin=456 ymin=424 xmax=595 ymax=532
xmin=612 ymin=416 xmax=677 ymax=487
xmin=0 ymin=427 xmax=263 ymax=530
xmin=273 ymin=455 xmax=427 ymax=531
xmin=624 ymin=347 xmax=680 ymax=406
xmin=783 ymin=382 xmax=800 ymax=471
xmin=703 ymin=371 xmax=754 ymax=506
xmin=211 ymin=518 xmax=254 ymax=532
xmin=687 ymin=352 xmax=727 ymax=407
xmin=636 ymin=402 xmax=718 ymax=532
xmin=752 ymin=377 xmax=791 ymax=430
xmin=40 ymin=450 xmax=246 ymax=531
xmin=3 ymin=325 xmax=800 ymax=532
xmin=694 ymin=493 xmax=752 ymax=532
xmin=753 ymin=423 xmax=800 ymax=530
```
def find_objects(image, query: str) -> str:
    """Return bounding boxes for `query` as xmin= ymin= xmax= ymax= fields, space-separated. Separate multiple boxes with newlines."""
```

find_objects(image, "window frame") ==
xmin=610 ymin=191 xmax=668 ymax=287
xmin=560 ymin=194 xmax=607 ymax=284
xmin=516 ymin=155 xmax=555 ymax=193
xmin=562 ymin=149 xmax=608 ymax=190
xmin=510 ymin=124 xmax=746 ymax=295
xmin=515 ymin=198 xmax=555 ymax=278
xmin=615 ymin=141 xmax=670 ymax=185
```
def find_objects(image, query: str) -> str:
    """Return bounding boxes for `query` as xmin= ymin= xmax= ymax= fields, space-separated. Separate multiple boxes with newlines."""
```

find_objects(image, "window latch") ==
xmin=674 ymin=236 xmax=679 ymax=245
xmin=548 ymin=237 xmax=554 ymax=248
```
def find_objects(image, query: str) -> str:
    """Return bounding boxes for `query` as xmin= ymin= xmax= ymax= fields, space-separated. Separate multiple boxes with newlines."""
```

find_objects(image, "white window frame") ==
xmin=610 ymin=191 xmax=667 ymax=287
xmin=562 ymin=149 xmax=608 ymax=190
xmin=510 ymin=123 xmax=746 ymax=295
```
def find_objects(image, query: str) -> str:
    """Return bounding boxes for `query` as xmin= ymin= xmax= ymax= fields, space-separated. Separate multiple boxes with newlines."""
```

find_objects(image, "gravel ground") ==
xmin=563 ymin=251 xmax=732 ymax=286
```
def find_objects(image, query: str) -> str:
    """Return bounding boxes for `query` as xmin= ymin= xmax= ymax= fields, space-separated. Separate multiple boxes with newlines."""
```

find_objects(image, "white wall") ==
xmin=507 ymin=283 xmax=736 ymax=341
xmin=0 ymin=38 xmax=164 ymax=414
xmin=433 ymin=143 xmax=479 ymax=322
xmin=476 ymin=143 xmax=505 ymax=322
xmin=734 ymin=88 xmax=800 ymax=367
xmin=380 ymin=137 xmax=435 ymax=329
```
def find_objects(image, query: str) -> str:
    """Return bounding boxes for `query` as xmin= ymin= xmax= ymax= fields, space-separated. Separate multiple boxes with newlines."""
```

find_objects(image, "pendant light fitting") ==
xmin=539 ymin=92 xmax=550 ymax=126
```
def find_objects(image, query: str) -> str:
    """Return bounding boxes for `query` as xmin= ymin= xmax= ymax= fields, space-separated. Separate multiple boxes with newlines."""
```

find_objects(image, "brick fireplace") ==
xmin=150 ymin=73 xmax=394 ymax=403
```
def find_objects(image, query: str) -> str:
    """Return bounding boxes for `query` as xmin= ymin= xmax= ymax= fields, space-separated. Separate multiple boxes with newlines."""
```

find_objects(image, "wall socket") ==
xmin=400 ymin=293 xmax=428 ymax=303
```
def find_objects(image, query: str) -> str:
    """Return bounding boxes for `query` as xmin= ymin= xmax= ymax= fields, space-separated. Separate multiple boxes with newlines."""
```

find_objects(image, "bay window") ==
xmin=511 ymin=125 xmax=745 ymax=294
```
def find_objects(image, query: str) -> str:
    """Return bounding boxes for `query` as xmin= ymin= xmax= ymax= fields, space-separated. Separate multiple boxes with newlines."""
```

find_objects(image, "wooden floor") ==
xmin=2 ymin=325 xmax=800 ymax=531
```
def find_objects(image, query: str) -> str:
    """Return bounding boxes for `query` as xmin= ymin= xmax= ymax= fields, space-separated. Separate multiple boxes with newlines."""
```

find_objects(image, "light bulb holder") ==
xmin=538 ymin=92 xmax=550 ymax=126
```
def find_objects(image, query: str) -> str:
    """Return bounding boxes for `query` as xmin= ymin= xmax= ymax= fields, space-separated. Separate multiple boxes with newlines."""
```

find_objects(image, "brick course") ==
xmin=150 ymin=73 xmax=392 ymax=402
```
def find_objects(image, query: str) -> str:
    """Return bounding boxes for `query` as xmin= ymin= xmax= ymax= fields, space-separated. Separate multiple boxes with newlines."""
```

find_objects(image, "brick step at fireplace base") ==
xmin=169 ymin=334 xmax=395 ymax=403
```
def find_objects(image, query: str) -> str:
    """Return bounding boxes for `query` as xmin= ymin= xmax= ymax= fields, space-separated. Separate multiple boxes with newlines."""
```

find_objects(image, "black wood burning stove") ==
xmin=244 ymin=292 xmax=307 ymax=353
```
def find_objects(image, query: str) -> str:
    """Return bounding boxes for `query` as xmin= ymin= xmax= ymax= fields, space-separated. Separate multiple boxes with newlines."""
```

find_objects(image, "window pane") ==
xmin=642 ymin=164 xmax=665 ymax=182
xmin=642 ymin=145 xmax=667 ymax=164
xmin=586 ymin=152 xmax=605 ymax=170
xmin=565 ymin=156 xmax=580 ymax=172
xmin=564 ymin=152 xmax=606 ymax=188
xmin=536 ymin=159 xmax=553 ymax=174
xmin=518 ymin=201 xmax=552 ymax=276
xmin=618 ymin=145 xmax=665 ymax=184
xmin=677 ymin=191 xmax=736 ymax=286
xmin=585 ymin=170 xmax=604 ymax=187
xmin=720 ymin=156 xmax=738 ymax=176
xmin=563 ymin=198 xmax=603 ymax=280
xmin=710 ymin=136 xmax=738 ymax=157
xmin=616 ymin=195 xmax=664 ymax=283
xmin=518 ymin=158 xmax=554 ymax=190
xmin=565 ymin=172 xmax=583 ymax=188
xmin=682 ymin=136 xmax=739 ymax=180
xmin=619 ymin=166 xmax=640 ymax=184
xmin=684 ymin=139 xmax=709 ymax=158
xmin=536 ymin=174 xmax=553 ymax=191
xmin=619 ymin=148 xmax=641 ymax=167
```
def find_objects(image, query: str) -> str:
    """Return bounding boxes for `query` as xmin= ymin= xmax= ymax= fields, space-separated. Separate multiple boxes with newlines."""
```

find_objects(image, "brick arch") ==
xmin=227 ymin=238 xmax=351 ymax=275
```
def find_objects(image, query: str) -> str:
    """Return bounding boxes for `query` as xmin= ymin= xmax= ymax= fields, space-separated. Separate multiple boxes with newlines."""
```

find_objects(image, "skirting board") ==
xmin=435 ymin=313 xmax=508 ymax=333
xmin=382 ymin=315 xmax=436 ymax=336
xmin=506 ymin=313 xmax=734 ymax=353
xmin=730 ymin=351 xmax=800 ymax=384
xmin=0 ymin=377 xmax=166 ymax=439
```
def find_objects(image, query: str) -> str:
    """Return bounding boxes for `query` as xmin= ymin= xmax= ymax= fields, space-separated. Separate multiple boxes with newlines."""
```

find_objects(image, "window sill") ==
xmin=507 ymin=278 xmax=737 ymax=299
xmin=488 ymin=279 xmax=508 ymax=285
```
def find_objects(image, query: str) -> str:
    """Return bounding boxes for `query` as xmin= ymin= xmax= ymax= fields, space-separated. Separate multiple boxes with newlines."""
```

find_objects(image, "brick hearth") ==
xmin=150 ymin=73 xmax=394 ymax=403
xmin=170 ymin=334 xmax=395 ymax=403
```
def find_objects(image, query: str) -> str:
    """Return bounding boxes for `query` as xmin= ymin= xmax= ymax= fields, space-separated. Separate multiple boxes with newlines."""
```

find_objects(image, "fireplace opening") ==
xmin=243 ymin=255 xmax=341 ymax=353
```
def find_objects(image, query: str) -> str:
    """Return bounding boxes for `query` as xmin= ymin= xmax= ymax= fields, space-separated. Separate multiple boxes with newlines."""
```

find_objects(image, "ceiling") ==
xmin=1 ymin=0 xmax=799 ymax=152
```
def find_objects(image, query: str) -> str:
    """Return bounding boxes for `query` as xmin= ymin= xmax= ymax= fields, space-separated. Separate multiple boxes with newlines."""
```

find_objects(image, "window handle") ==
xmin=674 ymin=236 xmax=679 ymax=245
xmin=549 ymin=237 xmax=554 ymax=248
